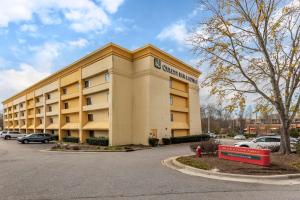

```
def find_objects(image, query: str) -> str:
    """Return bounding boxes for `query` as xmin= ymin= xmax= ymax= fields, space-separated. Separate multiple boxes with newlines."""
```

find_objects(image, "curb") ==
xmin=162 ymin=156 xmax=300 ymax=185
xmin=39 ymin=149 xmax=132 ymax=153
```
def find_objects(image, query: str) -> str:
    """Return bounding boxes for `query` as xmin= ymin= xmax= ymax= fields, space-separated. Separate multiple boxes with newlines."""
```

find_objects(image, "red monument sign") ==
xmin=218 ymin=145 xmax=271 ymax=166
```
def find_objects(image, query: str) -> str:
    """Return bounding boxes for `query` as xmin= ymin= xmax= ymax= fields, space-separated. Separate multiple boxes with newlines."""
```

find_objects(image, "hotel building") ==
xmin=2 ymin=43 xmax=202 ymax=145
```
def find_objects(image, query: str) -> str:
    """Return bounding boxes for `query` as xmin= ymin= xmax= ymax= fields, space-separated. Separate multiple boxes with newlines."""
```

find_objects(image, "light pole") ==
xmin=208 ymin=111 xmax=211 ymax=133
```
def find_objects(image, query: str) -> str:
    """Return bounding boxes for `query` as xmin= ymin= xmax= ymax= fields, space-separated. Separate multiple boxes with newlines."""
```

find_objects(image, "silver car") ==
xmin=0 ymin=131 xmax=27 ymax=140
xmin=234 ymin=136 xmax=298 ymax=152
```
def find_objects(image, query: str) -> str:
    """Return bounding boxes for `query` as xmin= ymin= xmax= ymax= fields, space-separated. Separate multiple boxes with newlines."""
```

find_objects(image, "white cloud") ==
xmin=0 ymin=41 xmax=61 ymax=102
xmin=37 ymin=8 xmax=62 ymax=25
xmin=64 ymin=3 xmax=110 ymax=32
xmin=20 ymin=24 xmax=38 ymax=32
xmin=29 ymin=42 xmax=62 ymax=71
xmin=0 ymin=0 xmax=124 ymax=32
xmin=0 ymin=0 xmax=34 ymax=27
xmin=0 ymin=63 xmax=49 ymax=102
xmin=68 ymin=38 xmax=89 ymax=48
xmin=157 ymin=20 xmax=189 ymax=46
xmin=99 ymin=0 xmax=125 ymax=14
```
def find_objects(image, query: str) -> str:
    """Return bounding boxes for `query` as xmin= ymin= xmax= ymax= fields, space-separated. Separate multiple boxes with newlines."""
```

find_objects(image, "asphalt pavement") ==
xmin=0 ymin=139 xmax=299 ymax=200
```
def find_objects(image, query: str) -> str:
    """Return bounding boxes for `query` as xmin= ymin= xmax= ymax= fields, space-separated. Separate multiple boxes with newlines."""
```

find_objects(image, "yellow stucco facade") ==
xmin=2 ymin=43 xmax=202 ymax=145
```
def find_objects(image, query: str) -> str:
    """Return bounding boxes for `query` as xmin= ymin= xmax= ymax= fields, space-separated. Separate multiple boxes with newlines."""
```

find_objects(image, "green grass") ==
xmin=104 ymin=146 xmax=124 ymax=151
xmin=177 ymin=156 xmax=211 ymax=170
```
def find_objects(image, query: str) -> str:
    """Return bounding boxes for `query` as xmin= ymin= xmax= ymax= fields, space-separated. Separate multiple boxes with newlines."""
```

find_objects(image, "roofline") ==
xmin=133 ymin=44 xmax=201 ymax=76
xmin=2 ymin=42 xmax=200 ymax=104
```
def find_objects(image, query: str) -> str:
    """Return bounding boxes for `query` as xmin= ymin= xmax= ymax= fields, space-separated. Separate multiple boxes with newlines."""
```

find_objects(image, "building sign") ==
xmin=218 ymin=145 xmax=270 ymax=166
xmin=154 ymin=58 xmax=198 ymax=84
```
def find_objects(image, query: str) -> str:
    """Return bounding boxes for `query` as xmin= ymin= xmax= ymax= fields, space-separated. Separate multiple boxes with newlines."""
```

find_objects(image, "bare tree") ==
xmin=0 ymin=111 xmax=3 ymax=130
xmin=191 ymin=0 xmax=300 ymax=154
xmin=201 ymin=103 xmax=234 ymax=134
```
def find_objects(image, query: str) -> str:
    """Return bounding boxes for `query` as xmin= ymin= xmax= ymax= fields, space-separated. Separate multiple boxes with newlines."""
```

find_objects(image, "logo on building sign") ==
xmin=153 ymin=58 xmax=198 ymax=84
xmin=154 ymin=58 xmax=161 ymax=69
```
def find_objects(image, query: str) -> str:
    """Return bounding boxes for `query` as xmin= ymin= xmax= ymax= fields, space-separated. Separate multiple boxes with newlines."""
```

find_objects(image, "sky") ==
xmin=0 ymin=0 xmax=207 ymax=105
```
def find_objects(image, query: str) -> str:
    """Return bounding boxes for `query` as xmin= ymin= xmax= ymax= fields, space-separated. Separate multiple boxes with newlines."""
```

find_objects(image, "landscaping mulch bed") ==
xmin=50 ymin=143 xmax=150 ymax=152
xmin=177 ymin=154 xmax=300 ymax=175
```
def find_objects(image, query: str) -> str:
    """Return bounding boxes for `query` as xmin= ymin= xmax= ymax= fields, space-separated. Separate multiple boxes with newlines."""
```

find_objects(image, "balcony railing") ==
xmin=45 ymin=98 xmax=59 ymax=105
xmin=82 ymin=103 xmax=109 ymax=112
xmin=46 ymin=111 xmax=59 ymax=116
xmin=170 ymin=106 xmax=188 ymax=113
xmin=61 ymin=108 xmax=79 ymax=114
xmin=61 ymin=92 xmax=79 ymax=101
xmin=83 ymin=82 xmax=109 ymax=96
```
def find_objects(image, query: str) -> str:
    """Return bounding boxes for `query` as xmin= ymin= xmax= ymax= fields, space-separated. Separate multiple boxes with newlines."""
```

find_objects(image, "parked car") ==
xmin=233 ymin=135 xmax=246 ymax=140
xmin=207 ymin=132 xmax=217 ymax=138
xmin=17 ymin=133 xmax=54 ymax=144
xmin=234 ymin=136 xmax=298 ymax=152
xmin=0 ymin=131 xmax=27 ymax=140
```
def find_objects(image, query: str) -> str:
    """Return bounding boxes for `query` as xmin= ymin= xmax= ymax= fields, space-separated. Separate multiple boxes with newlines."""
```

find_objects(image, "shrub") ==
xmin=244 ymin=134 xmax=257 ymax=139
xmin=63 ymin=136 xmax=79 ymax=143
xmin=86 ymin=137 xmax=109 ymax=146
xmin=162 ymin=138 xmax=171 ymax=145
xmin=170 ymin=134 xmax=210 ymax=144
xmin=200 ymin=139 xmax=219 ymax=154
xmin=148 ymin=138 xmax=159 ymax=146
xmin=52 ymin=135 xmax=59 ymax=141
xmin=72 ymin=146 xmax=80 ymax=150
xmin=227 ymin=132 xmax=235 ymax=137
xmin=190 ymin=139 xmax=219 ymax=155
xmin=289 ymin=128 xmax=300 ymax=138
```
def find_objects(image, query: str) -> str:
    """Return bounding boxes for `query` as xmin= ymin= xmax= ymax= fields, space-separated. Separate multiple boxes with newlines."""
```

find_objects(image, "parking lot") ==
xmin=0 ymin=139 xmax=300 ymax=200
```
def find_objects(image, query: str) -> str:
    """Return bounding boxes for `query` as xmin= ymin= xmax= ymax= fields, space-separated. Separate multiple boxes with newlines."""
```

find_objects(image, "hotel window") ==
xmin=65 ymin=116 xmax=70 ymax=123
xmin=84 ymin=80 xmax=90 ymax=88
xmin=86 ymin=97 xmax=92 ymax=105
xmin=48 ymin=106 xmax=52 ymax=112
xmin=21 ymin=112 xmax=24 ymax=117
xmin=36 ymin=97 xmax=40 ymax=103
xmin=37 ymin=108 xmax=41 ymax=114
xmin=170 ymin=113 xmax=174 ymax=122
xmin=13 ymin=105 xmax=17 ymax=109
xmin=20 ymin=103 xmax=23 ymax=108
xmin=169 ymin=79 xmax=173 ymax=88
xmin=62 ymin=88 xmax=67 ymax=95
xmin=105 ymin=72 xmax=110 ymax=82
xmin=89 ymin=130 xmax=95 ymax=138
xmin=170 ymin=95 xmax=173 ymax=105
xmin=51 ymin=130 xmax=55 ymax=134
xmin=47 ymin=94 xmax=51 ymax=100
xmin=15 ymin=113 xmax=17 ymax=117
xmin=88 ymin=113 xmax=94 ymax=122
xmin=64 ymin=102 xmax=69 ymax=109
xmin=50 ymin=118 xmax=53 ymax=124
xmin=39 ymin=119 xmax=43 ymax=124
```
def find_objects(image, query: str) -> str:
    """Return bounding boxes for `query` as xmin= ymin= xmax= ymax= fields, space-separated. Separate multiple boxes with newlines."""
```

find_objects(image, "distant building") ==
xmin=245 ymin=114 xmax=300 ymax=135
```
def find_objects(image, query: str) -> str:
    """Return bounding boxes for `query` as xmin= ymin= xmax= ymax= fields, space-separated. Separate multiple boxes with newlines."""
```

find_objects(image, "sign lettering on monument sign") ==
xmin=218 ymin=145 xmax=271 ymax=166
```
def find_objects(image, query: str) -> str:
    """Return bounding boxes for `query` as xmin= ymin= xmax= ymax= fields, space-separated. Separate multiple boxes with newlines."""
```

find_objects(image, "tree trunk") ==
xmin=280 ymin=123 xmax=291 ymax=154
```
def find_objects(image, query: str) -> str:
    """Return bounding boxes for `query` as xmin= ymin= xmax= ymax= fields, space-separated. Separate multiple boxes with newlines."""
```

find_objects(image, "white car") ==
xmin=235 ymin=136 xmax=298 ymax=152
xmin=0 ymin=131 xmax=27 ymax=140
xmin=234 ymin=135 xmax=246 ymax=140
xmin=207 ymin=132 xmax=217 ymax=138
